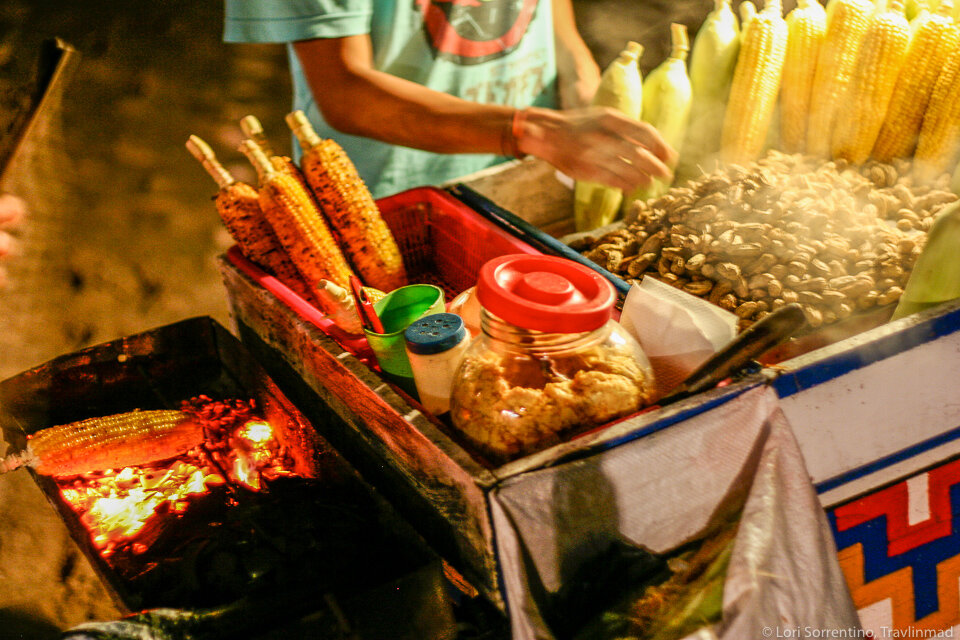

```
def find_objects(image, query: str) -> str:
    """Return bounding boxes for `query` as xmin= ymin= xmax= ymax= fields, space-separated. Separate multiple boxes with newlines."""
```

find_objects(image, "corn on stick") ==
xmin=239 ymin=139 xmax=355 ymax=304
xmin=287 ymin=111 xmax=407 ymax=291
xmin=1 ymin=409 xmax=204 ymax=476
xmin=186 ymin=135 xmax=318 ymax=302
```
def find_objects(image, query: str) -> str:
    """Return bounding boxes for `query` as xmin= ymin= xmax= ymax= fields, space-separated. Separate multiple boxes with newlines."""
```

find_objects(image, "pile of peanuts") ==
xmin=573 ymin=150 xmax=958 ymax=331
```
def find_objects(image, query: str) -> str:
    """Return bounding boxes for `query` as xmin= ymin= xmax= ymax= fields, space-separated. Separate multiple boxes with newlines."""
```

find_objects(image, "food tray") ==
xmin=0 ymin=317 xmax=434 ymax=623
xmin=219 ymin=186 xmax=767 ymax=607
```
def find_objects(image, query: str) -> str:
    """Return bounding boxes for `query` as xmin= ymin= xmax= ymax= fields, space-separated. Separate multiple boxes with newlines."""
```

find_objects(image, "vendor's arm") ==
xmin=0 ymin=193 xmax=26 ymax=288
xmin=552 ymin=0 xmax=600 ymax=109
xmin=293 ymin=36 xmax=674 ymax=193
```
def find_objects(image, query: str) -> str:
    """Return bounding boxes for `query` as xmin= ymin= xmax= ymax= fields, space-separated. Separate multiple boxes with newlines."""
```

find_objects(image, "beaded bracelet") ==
xmin=501 ymin=108 xmax=528 ymax=159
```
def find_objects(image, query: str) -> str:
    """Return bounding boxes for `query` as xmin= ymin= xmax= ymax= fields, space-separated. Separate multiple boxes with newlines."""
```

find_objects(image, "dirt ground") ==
xmin=0 ymin=1 xmax=723 ymax=636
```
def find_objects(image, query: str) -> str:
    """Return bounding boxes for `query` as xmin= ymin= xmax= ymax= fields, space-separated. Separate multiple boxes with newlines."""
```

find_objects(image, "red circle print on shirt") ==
xmin=416 ymin=0 xmax=539 ymax=65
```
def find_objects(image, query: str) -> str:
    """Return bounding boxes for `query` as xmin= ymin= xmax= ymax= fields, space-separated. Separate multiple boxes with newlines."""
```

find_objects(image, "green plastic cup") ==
xmin=364 ymin=284 xmax=445 ymax=395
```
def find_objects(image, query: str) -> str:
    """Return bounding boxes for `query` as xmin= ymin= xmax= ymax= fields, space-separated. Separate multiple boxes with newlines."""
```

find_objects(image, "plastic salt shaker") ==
xmin=404 ymin=313 xmax=471 ymax=416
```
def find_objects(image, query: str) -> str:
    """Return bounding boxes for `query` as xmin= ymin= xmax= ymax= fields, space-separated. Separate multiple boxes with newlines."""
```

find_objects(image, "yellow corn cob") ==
xmin=806 ymin=0 xmax=873 ymax=157
xmin=185 ymin=135 xmax=318 ymax=302
xmin=831 ymin=0 xmax=911 ymax=164
xmin=914 ymin=43 xmax=960 ymax=180
xmin=720 ymin=0 xmax=789 ymax=165
xmin=286 ymin=111 xmax=407 ymax=292
xmin=240 ymin=139 xmax=355 ymax=304
xmin=740 ymin=0 xmax=759 ymax=23
xmin=873 ymin=2 xmax=958 ymax=161
xmin=0 ymin=409 xmax=205 ymax=477
xmin=780 ymin=0 xmax=828 ymax=153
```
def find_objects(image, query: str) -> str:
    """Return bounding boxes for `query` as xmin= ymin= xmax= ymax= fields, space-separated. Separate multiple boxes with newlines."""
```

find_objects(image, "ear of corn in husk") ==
xmin=626 ymin=24 xmax=691 ymax=207
xmin=185 ymin=135 xmax=317 ymax=303
xmin=831 ymin=0 xmax=912 ymax=164
xmin=720 ymin=0 xmax=789 ymax=165
xmin=1 ymin=409 xmax=204 ymax=477
xmin=286 ymin=111 xmax=407 ymax=292
xmin=779 ymin=0 xmax=827 ymax=153
xmin=891 ymin=201 xmax=960 ymax=320
xmin=740 ymin=0 xmax=759 ymax=24
xmin=678 ymin=0 xmax=741 ymax=180
xmin=239 ymin=138 xmax=355 ymax=308
xmin=806 ymin=0 xmax=873 ymax=157
xmin=574 ymin=41 xmax=644 ymax=232
xmin=873 ymin=0 xmax=958 ymax=162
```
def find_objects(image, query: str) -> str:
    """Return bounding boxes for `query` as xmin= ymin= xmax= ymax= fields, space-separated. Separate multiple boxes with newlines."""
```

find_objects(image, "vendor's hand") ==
xmin=517 ymin=107 xmax=676 ymax=193
xmin=0 ymin=193 xmax=27 ymax=288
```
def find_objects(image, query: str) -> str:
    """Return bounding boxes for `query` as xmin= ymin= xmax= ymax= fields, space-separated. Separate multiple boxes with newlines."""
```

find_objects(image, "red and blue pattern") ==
xmin=829 ymin=457 xmax=960 ymax=631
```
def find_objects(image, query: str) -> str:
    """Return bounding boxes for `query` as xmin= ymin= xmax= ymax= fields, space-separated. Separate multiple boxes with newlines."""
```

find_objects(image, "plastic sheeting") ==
xmin=491 ymin=385 xmax=861 ymax=639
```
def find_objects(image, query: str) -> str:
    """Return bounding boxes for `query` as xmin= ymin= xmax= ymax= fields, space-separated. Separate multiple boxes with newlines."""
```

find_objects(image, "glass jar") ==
xmin=450 ymin=255 xmax=655 ymax=462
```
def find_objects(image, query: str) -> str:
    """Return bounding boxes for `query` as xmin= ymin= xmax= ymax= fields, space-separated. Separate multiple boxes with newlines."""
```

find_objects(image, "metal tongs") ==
xmin=658 ymin=303 xmax=807 ymax=406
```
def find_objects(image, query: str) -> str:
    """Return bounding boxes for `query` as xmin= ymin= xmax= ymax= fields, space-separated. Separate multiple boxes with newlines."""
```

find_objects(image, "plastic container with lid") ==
xmin=449 ymin=254 xmax=656 ymax=463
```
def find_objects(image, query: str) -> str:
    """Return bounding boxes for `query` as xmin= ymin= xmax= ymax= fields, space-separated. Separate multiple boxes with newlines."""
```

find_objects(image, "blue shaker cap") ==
xmin=404 ymin=313 xmax=467 ymax=355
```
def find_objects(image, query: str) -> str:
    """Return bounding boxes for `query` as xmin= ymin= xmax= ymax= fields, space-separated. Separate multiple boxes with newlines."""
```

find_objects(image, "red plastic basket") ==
xmin=226 ymin=186 xmax=541 ymax=355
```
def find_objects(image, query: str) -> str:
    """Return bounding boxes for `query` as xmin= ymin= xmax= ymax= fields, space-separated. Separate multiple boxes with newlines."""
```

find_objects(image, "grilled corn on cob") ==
xmin=286 ymin=111 xmax=407 ymax=292
xmin=873 ymin=1 xmax=958 ymax=161
xmin=806 ymin=0 xmax=873 ymax=157
xmin=914 ymin=32 xmax=960 ymax=180
xmin=627 ymin=24 xmax=691 ymax=205
xmin=679 ymin=0 xmax=741 ymax=179
xmin=240 ymin=114 xmax=312 ymax=188
xmin=832 ymin=0 xmax=911 ymax=164
xmin=240 ymin=139 xmax=355 ymax=303
xmin=780 ymin=0 xmax=827 ymax=153
xmin=1 ymin=409 xmax=204 ymax=477
xmin=574 ymin=41 xmax=644 ymax=231
xmin=720 ymin=0 xmax=789 ymax=165
xmin=185 ymin=135 xmax=317 ymax=302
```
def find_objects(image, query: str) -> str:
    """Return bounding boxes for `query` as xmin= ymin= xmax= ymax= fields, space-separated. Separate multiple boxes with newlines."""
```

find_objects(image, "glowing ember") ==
xmin=58 ymin=460 xmax=225 ymax=553
xmin=240 ymin=420 xmax=273 ymax=444
xmin=55 ymin=397 xmax=301 ymax=559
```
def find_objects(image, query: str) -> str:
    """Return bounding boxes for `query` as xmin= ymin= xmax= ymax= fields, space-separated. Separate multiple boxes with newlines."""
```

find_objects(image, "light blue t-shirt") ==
xmin=224 ymin=0 xmax=558 ymax=198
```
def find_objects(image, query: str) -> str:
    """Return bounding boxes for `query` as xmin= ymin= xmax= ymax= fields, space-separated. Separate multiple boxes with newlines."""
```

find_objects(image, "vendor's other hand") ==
xmin=518 ymin=107 xmax=676 ymax=193
xmin=0 ymin=193 xmax=27 ymax=288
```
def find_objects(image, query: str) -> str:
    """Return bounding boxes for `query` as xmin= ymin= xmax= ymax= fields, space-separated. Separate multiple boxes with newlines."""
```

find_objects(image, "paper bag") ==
xmin=619 ymin=278 xmax=738 ymax=395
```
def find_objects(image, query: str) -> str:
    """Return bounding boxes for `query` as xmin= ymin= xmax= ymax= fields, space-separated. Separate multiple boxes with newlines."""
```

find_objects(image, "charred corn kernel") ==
xmin=679 ymin=0 xmax=740 ymax=179
xmin=240 ymin=139 xmax=355 ymax=300
xmin=286 ymin=112 xmax=408 ymax=292
xmin=185 ymin=135 xmax=317 ymax=302
xmin=18 ymin=410 xmax=204 ymax=477
xmin=780 ymin=0 xmax=827 ymax=153
xmin=806 ymin=0 xmax=873 ymax=156
xmin=831 ymin=0 xmax=911 ymax=164
xmin=873 ymin=2 xmax=958 ymax=161
xmin=574 ymin=42 xmax=644 ymax=231
xmin=721 ymin=0 xmax=789 ymax=165
xmin=628 ymin=25 xmax=691 ymax=205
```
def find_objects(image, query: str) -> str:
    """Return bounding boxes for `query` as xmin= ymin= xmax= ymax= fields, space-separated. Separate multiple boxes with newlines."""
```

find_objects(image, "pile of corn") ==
xmin=705 ymin=0 xmax=960 ymax=179
xmin=186 ymin=113 xmax=407 ymax=318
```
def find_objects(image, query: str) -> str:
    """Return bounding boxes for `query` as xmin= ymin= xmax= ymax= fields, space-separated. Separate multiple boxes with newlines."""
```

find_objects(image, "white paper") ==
xmin=619 ymin=278 xmax=738 ymax=394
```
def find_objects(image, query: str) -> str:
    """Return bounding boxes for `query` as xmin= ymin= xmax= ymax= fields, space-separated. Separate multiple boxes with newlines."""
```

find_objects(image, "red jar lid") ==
xmin=476 ymin=254 xmax=616 ymax=333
